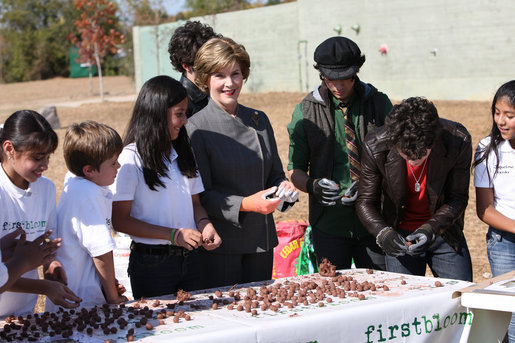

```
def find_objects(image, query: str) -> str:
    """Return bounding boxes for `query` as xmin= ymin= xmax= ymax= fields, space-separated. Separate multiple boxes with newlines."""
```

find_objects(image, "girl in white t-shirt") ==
xmin=111 ymin=76 xmax=221 ymax=299
xmin=474 ymin=80 xmax=515 ymax=343
xmin=0 ymin=110 xmax=81 ymax=315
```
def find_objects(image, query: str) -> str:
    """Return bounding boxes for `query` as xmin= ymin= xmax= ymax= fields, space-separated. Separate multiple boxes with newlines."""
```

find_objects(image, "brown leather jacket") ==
xmin=355 ymin=118 xmax=472 ymax=251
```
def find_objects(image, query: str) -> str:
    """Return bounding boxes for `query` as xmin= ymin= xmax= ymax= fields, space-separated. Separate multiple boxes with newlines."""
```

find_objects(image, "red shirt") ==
xmin=399 ymin=160 xmax=431 ymax=232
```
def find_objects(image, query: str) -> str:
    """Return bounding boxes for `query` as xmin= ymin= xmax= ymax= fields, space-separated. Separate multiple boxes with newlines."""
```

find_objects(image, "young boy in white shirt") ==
xmin=47 ymin=121 xmax=127 ymax=311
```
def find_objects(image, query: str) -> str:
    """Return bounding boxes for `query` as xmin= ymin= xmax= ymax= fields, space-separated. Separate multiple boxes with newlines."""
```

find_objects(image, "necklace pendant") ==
xmin=415 ymin=182 xmax=420 ymax=192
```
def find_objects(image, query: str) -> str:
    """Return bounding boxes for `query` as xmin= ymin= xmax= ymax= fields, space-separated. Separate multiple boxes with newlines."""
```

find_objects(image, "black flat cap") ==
xmin=314 ymin=36 xmax=365 ymax=80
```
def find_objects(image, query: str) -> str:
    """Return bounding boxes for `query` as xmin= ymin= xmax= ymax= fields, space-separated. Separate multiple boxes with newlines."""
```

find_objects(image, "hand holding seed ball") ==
xmin=44 ymin=260 xmax=68 ymax=285
xmin=199 ymin=223 xmax=222 ymax=250
xmin=174 ymin=229 xmax=202 ymax=251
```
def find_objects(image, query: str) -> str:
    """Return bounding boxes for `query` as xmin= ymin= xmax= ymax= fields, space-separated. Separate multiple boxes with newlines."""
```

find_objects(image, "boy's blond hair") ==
xmin=64 ymin=121 xmax=123 ymax=177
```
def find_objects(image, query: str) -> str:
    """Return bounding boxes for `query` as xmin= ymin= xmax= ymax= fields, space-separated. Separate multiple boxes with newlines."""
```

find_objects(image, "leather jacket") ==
xmin=356 ymin=118 xmax=472 ymax=251
xmin=180 ymin=74 xmax=208 ymax=118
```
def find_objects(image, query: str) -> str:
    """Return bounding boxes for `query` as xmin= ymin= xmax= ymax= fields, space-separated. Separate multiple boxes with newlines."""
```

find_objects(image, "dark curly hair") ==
xmin=473 ymin=80 xmax=515 ymax=181
xmin=168 ymin=21 xmax=221 ymax=73
xmin=386 ymin=97 xmax=442 ymax=160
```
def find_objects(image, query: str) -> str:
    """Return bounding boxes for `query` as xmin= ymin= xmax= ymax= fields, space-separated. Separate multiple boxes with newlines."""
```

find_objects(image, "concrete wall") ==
xmin=133 ymin=0 xmax=515 ymax=100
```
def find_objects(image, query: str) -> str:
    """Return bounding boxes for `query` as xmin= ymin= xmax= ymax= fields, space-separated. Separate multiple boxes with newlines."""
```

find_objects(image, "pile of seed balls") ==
xmin=0 ymin=259 xmax=443 ymax=342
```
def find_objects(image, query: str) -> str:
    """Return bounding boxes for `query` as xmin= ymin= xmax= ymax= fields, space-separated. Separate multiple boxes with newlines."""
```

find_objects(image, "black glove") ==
xmin=340 ymin=180 xmax=358 ymax=206
xmin=376 ymin=227 xmax=409 ymax=257
xmin=306 ymin=178 xmax=341 ymax=206
xmin=406 ymin=224 xmax=435 ymax=256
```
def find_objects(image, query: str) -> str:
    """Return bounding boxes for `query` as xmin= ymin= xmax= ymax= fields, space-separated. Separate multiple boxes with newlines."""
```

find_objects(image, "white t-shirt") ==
xmin=46 ymin=173 xmax=116 ymax=312
xmin=0 ymin=165 xmax=57 ymax=316
xmin=111 ymin=143 xmax=204 ymax=245
xmin=474 ymin=137 xmax=515 ymax=219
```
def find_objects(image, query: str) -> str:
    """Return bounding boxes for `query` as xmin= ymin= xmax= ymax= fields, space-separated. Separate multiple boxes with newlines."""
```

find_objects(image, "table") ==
xmin=456 ymin=270 xmax=515 ymax=343
xmin=0 ymin=269 xmax=474 ymax=342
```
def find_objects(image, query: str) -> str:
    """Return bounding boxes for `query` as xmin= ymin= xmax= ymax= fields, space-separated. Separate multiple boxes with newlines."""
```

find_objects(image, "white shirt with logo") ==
xmin=46 ymin=173 xmax=116 ymax=312
xmin=0 ymin=165 xmax=56 ymax=316
xmin=474 ymin=137 xmax=515 ymax=219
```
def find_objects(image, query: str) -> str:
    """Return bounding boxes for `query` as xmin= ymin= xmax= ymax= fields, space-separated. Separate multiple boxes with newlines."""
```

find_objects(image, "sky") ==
xmin=163 ymin=0 xmax=187 ymax=15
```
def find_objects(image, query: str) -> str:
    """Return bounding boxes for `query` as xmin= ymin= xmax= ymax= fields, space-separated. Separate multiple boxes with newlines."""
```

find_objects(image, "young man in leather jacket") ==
xmin=356 ymin=97 xmax=473 ymax=281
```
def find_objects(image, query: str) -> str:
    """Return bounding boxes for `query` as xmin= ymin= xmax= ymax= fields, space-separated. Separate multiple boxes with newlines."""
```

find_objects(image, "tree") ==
xmin=72 ymin=0 xmax=124 ymax=101
xmin=0 ymin=0 xmax=79 ymax=83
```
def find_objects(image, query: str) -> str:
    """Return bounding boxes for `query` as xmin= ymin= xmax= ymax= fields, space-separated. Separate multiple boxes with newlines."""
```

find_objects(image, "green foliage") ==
xmin=0 ymin=0 xmax=79 ymax=82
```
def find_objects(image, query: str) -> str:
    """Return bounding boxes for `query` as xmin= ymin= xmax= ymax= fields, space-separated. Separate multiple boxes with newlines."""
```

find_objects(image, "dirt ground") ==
xmin=0 ymin=76 xmax=493 ymax=284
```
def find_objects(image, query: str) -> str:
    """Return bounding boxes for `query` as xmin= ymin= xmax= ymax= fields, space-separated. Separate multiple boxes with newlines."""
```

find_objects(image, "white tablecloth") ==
xmin=1 ymin=269 xmax=475 ymax=342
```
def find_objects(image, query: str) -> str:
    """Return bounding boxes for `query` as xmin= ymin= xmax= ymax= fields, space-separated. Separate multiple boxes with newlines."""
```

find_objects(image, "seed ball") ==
xmin=173 ymin=317 xmax=180 ymax=323
xmin=401 ymin=280 xmax=407 ymax=285
xmin=358 ymin=294 xmax=366 ymax=300
xmin=383 ymin=285 xmax=389 ymax=291
xmin=227 ymin=305 xmax=234 ymax=310
xmin=185 ymin=315 xmax=191 ymax=321
xmin=156 ymin=313 xmax=165 ymax=320
xmin=251 ymin=310 xmax=258 ymax=316
xmin=326 ymin=298 xmax=333 ymax=303
xmin=146 ymin=323 xmax=153 ymax=330
xmin=366 ymin=269 xmax=374 ymax=274
xmin=435 ymin=281 xmax=442 ymax=287
xmin=212 ymin=303 xmax=218 ymax=310
xmin=318 ymin=302 xmax=324 ymax=307
xmin=236 ymin=305 xmax=243 ymax=312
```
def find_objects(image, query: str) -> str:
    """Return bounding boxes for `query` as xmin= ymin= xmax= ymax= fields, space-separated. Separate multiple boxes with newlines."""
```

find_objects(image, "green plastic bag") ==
xmin=295 ymin=225 xmax=319 ymax=275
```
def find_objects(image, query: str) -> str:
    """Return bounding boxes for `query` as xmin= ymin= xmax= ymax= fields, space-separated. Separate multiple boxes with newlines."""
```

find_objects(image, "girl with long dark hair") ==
xmin=111 ymin=76 xmax=221 ymax=298
xmin=474 ymin=80 xmax=515 ymax=343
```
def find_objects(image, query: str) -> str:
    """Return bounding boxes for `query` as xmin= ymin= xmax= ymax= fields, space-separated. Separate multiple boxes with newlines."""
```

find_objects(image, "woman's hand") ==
xmin=200 ymin=223 xmax=222 ymax=251
xmin=241 ymin=187 xmax=282 ymax=214
xmin=175 ymin=229 xmax=203 ymax=250
xmin=275 ymin=181 xmax=299 ymax=202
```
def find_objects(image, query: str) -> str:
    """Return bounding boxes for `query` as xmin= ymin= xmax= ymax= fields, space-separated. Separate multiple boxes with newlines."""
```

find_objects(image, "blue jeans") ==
xmin=312 ymin=226 xmax=386 ymax=271
xmin=385 ymin=230 xmax=473 ymax=282
xmin=128 ymin=245 xmax=203 ymax=299
xmin=487 ymin=227 xmax=515 ymax=343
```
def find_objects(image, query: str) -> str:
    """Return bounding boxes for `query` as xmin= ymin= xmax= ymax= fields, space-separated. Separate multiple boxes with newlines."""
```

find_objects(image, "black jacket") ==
xmin=180 ymin=74 xmax=208 ymax=118
xmin=301 ymin=79 xmax=389 ymax=225
xmin=356 ymin=118 xmax=472 ymax=250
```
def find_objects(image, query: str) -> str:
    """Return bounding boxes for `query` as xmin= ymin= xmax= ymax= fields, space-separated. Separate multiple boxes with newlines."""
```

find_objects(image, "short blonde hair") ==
xmin=64 ymin=120 xmax=123 ymax=177
xmin=194 ymin=37 xmax=250 ymax=93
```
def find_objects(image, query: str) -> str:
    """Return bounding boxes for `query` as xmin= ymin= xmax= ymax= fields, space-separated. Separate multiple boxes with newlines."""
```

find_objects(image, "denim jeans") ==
xmin=487 ymin=227 xmax=515 ymax=343
xmin=312 ymin=226 xmax=386 ymax=271
xmin=385 ymin=230 xmax=473 ymax=282
xmin=128 ymin=247 xmax=203 ymax=299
